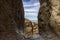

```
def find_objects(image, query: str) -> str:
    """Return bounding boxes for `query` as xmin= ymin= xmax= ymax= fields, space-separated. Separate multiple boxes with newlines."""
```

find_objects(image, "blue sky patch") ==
xmin=23 ymin=0 xmax=40 ymax=21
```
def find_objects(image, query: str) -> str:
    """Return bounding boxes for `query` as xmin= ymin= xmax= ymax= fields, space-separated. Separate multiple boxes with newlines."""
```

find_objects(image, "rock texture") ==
xmin=50 ymin=0 xmax=60 ymax=37
xmin=38 ymin=0 xmax=60 ymax=40
xmin=0 ymin=0 xmax=24 ymax=40
xmin=24 ymin=19 xmax=39 ymax=39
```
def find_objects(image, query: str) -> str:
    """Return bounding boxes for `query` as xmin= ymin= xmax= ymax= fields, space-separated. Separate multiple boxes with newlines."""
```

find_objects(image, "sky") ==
xmin=23 ymin=0 xmax=40 ymax=21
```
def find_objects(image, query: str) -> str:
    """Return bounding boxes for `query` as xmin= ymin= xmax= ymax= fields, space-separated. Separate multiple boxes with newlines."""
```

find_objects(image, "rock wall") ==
xmin=38 ymin=0 xmax=60 ymax=40
xmin=50 ymin=0 xmax=60 ymax=37
xmin=38 ymin=0 xmax=51 ymax=33
xmin=0 ymin=0 xmax=24 ymax=40
xmin=24 ymin=19 xmax=39 ymax=38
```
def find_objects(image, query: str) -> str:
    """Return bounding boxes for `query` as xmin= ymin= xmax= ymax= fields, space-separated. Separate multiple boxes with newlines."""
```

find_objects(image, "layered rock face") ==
xmin=0 ymin=0 xmax=24 ymax=40
xmin=24 ymin=19 xmax=39 ymax=38
xmin=38 ymin=0 xmax=60 ymax=40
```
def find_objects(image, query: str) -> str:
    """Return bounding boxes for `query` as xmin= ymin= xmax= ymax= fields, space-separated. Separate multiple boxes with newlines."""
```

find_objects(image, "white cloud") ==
xmin=24 ymin=9 xmax=38 ymax=12
xmin=23 ymin=0 xmax=40 ymax=20
xmin=25 ymin=16 xmax=38 ymax=20
xmin=23 ymin=2 xmax=40 ymax=7
xmin=25 ymin=13 xmax=38 ymax=16
xmin=25 ymin=12 xmax=38 ymax=20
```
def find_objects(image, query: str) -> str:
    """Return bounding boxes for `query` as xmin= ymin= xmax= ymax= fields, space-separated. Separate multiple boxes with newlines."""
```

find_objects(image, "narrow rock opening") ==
xmin=22 ymin=0 xmax=40 ymax=39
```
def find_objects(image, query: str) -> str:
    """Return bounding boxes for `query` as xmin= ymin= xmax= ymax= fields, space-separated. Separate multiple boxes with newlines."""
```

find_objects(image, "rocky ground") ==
xmin=23 ymin=30 xmax=60 ymax=40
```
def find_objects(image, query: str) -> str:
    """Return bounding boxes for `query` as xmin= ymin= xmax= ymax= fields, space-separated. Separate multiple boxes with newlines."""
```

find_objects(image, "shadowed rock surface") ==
xmin=0 ymin=0 xmax=24 ymax=40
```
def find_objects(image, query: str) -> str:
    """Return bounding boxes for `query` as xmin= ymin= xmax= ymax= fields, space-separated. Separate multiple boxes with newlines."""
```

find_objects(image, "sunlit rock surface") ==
xmin=38 ymin=0 xmax=60 ymax=40
xmin=50 ymin=0 xmax=60 ymax=37
xmin=24 ymin=18 xmax=39 ymax=39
